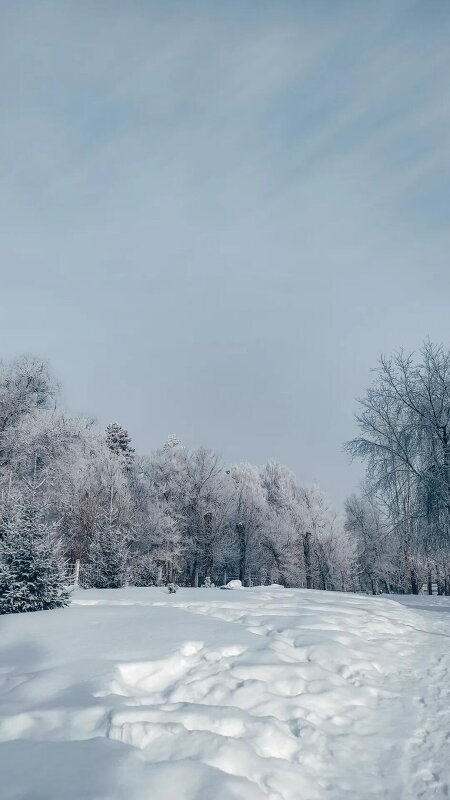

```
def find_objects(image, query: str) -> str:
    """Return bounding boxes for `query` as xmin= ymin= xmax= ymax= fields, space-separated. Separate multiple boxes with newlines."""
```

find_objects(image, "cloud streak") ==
xmin=1 ymin=0 xmax=450 ymax=504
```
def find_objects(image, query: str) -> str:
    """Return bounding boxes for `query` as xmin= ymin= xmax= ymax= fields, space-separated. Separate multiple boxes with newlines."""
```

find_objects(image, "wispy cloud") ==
xmin=1 ymin=0 xmax=450 ymax=504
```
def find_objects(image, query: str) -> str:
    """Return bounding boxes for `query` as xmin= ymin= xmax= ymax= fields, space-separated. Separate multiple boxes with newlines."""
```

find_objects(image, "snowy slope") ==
xmin=0 ymin=587 xmax=449 ymax=800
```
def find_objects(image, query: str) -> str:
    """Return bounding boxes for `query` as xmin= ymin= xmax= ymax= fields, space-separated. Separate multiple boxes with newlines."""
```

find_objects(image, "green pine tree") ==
xmin=0 ymin=493 xmax=71 ymax=614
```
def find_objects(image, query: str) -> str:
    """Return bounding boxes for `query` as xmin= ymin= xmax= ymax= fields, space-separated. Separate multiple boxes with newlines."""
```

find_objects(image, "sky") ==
xmin=1 ymin=0 xmax=450 ymax=507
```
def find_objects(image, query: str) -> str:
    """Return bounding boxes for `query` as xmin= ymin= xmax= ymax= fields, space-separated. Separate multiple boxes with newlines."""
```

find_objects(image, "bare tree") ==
xmin=346 ymin=341 xmax=450 ymax=594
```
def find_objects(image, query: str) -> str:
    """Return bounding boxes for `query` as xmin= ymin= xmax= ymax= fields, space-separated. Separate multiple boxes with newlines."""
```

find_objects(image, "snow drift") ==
xmin=0 ymin=587 xmax=449 ymax=799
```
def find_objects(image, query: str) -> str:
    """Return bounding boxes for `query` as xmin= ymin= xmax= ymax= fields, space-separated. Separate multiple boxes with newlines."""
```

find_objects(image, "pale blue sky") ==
xmin=1 ymin=0 xmax=450 ymax=505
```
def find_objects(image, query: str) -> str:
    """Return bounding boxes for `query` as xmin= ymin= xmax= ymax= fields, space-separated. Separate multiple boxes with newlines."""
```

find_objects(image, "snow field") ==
xmin=0 ymin=587 xmax=449 ymax=799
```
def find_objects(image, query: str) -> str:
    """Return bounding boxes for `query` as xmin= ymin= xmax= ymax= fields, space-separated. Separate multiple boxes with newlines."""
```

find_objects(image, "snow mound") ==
xmin=1 ymin=587 xmax=449 ymax=799
xmin=221 ymin=579 xmax=243 ymax=590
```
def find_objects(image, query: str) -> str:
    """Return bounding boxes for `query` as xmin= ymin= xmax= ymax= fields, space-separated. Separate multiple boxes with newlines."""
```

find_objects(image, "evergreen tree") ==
xmin=0 ymin=492 xmax=70 ymax=614
xmin=106 ymin=422 xmax=135 ymax=468
xmin=82 ymin=525 xmax=128 ymax=588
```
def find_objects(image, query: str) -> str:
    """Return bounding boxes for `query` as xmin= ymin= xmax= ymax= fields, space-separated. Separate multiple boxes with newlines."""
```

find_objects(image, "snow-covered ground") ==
xmin=0 ymin=587 xmax=449 ymax=800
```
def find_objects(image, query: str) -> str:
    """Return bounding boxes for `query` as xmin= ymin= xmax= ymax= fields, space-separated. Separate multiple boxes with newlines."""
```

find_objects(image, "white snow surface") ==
xmin=0 ymin=587 xmax=449 ymax=799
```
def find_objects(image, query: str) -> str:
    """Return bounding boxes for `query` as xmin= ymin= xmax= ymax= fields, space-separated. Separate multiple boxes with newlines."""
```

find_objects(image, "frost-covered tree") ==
xmin=0 ymin=490 xmax=70 ymax=614
xmin=0 ymin=356 xmax=57 ymax=438
xmin=144 ymin=442 xmax=188 ymax=582
xmin=295 ymin=485 xmax=333 ymax=589
xmin=311 ymin=508 xmax=355 ymax=592
xmin=146 ymin=441 xmax=227 ymax=586
xmin=81 ymin=525 xmax=129 ymax=589
xmin=260 ymin=462 xmax=299 ymax=585
xmin=62 ymin=443 xmax=132 ymax=562
xmin=0 ymin=357 xmax=58 ymax=495
xmin=184 ymin=447 xmax=228 ymax=586
xmin=164 ymin=434 xmax=181 ymax=450
xmin=346 ymin=341 xmax=450 ymax=594
xmin=226 ymin=463 xmax=268 ymax=586
xmin=106 ymin=422 xmax=135 ymax=468
xmin=261 ymin=463 xmax=355 ymax=590
xmin=345 ymin=494 xmax=390 ymax=594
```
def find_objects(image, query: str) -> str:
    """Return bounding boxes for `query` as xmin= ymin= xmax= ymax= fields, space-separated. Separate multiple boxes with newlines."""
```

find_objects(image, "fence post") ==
xmin=74 ymin=559 xmax=81 ymax=587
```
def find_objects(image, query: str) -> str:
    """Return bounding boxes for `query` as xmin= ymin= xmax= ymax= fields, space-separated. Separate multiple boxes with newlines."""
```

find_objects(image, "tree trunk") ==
xmin=303 ymin=531 xmax=312 ymax=589
xmin=436 ymin=565 xmax=443 ymax=595
xmin=442 ymin=425 xmax=450 ymax=518
xmin=410 ymin=569 xmax=419 ymax=595
xmin=191 ymin=560 xmax=199 ymax=587
xmin=236 ymin=523 xmax=246 ymax=584
xmin=427 ymin=570 xmax=433 ymax=596
xmin=203 ymin=512 xmax=213 ymax=579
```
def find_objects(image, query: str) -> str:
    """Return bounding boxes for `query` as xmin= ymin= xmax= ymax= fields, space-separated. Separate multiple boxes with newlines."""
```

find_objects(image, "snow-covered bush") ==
xmin=128 ymin=554 xmax=158 ymax=587
xmin=221 ymin=579 xmax=242 ymax=590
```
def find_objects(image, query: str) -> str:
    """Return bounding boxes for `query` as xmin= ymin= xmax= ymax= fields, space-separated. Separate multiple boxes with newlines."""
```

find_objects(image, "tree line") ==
xmin=1 ymin=341 xmax=449 ymax=613
xmin=0 ymin=355 xmax=354 ymax=610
